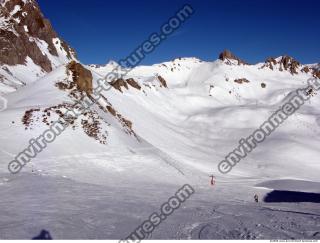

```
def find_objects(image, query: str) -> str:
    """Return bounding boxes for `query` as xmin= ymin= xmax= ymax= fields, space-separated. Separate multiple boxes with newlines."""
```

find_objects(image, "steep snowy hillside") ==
xmin=0 ymin=0 xmax=76 ymax=94
xmin=98 ymin=52 xmax=320 ymax=181
xmin=1 ymin=42 xmax=320 ymax=239
xmin=0 ymin=1 xmax=319 ymax=238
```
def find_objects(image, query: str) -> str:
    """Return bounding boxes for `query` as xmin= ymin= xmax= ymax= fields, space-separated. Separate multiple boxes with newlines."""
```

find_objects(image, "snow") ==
xmin=52 ymin=37 xmax=75 ymax=64
xmin=0 ymin=11 xmax=18 ymax=35
xmin=0 ymin=57 xmax=320 ymax=239
xmin=0 ymin=56 xmax=46 ymax=94
xmin=255 ymin=179 xmax=320 ymax=193
xmin=10 ymin=5 xmax=21 ymax=15
xmin=0 ymin=36 xmax=74 ymax=94
xmin=30 ymin=37 xmax=70 ymax=69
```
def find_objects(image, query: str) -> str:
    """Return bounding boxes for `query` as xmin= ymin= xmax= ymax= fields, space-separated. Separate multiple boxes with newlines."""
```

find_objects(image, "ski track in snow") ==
xmin=1 ymin=172 xmax=320 ymax=239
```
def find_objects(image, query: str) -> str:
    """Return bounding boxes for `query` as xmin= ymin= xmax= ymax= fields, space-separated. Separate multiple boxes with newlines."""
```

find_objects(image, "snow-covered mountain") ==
xmin=0 ymin=0 xmax=320 ymax=240
xmin=0 ymin=0 xmax=76 ymax=94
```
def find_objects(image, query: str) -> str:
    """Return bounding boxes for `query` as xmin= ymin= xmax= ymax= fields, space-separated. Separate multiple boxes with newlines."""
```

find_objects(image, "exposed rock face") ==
xmin=218 ymin=50 xmax=248 ymax=65
xmin=280 ymin=56 xmax=300 ymax=74
xmin=111 ymin=78 xmax=142 ymax=92
xmin=67 ymin=61 xmax=93 ymax=94
xmin=0 ymin=0 xmax=76 ymax=72
xmin=157 ymin=75 xmax=168 ymax=88
xmin=106 ymin=105 xmax=117 ymax=116
xmin=234 ymin=78 xmax=250 ymax=84
xmin=111 ymin=78 xmax=129 ymax=92
xmin=126 ymin=78 xmax=141 ymax=90
xmin=264 ymin=57 xmax=277 ymax=70
xmin=262 ymin=55 xmax=301 ymax=75
xmin=301 ymin=66 xmax=310 ymax=73
xmin=309 ymin=64 xmax=320 ymax=79
xmin=110 ymin=76 xmax=168 ymax=93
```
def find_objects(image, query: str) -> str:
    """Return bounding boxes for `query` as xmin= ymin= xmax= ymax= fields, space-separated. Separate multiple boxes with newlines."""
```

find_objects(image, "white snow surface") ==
xmin=0 ymin=58 xmax=320 ymax=239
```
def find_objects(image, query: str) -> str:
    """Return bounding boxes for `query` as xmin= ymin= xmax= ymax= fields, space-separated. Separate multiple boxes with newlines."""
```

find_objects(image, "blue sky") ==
xmin=37 ymin=0 xmax=320 ymax=65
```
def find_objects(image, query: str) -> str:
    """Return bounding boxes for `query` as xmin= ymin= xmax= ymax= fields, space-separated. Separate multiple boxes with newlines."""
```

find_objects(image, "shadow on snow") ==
xmin=264 ymin=190 xmax=320 ymax=203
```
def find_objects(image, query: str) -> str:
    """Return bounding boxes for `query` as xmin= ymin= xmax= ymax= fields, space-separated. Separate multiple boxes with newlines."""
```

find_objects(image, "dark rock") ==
xmin=106 ymin=105 xmax=117 ymax=116
xmin=110 ymin=78 xmax=128 ymax=92
xmin=0 ymin=0 xmax=76 ymax=71
xmin=157 ymin=75 xmax=168 ymax=88
xmin=218 ymin=50 xmax=248 ymax=65
xmin=313 ymin=69 xmax=320 ymax=79
xmin=67 ymin=61 xmax=93 ymax=94
xmin=263 ymin=55 xmax=301 ymax=75
xmin=301 ymin=66 xmax=310 ymax=73
xmin=280 ymin=56 xmax=300 ymax=74
xmin=234 ymin=78 xmax=250 ymax=84
xmin=126 ymin=78 xmax=141 ymax=90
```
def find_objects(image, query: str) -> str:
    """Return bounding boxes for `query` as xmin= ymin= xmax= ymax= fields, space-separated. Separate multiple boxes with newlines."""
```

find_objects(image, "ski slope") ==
xmin=0 ymin=57 xmax=320 ymax=239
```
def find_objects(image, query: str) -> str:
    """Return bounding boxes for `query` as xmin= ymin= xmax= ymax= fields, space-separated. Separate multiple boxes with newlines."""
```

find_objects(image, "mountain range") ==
xmin=0 ymin=0 xmax=320 ymax=240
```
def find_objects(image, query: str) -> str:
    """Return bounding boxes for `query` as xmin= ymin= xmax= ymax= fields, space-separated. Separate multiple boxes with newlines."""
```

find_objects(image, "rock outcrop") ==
xmin=110 ymin=78 xmax=129 ymax=92
xmin=67 ymin=61 xmax=93 ymax=94
xmin=0 ymin=0 xmax=76 ymax=72
xmin=110 ymin=78 xmax=142 ymax=92
xmin=262 ymin=55 xmax=301 ymax=75
xmin=126 ymin=78 xmax=141 ymax=90
xmin=280 ymin=56 xmax=300 ymax=74
xmin=157 ymin=75 xmax=168 ymax=88
xmin=234 ymin=78 xmax=250 ymax=84
xmin=219 ymin=50 xmax=248 ymax=65
xmin=301 ymin=66 xmax=310 ymax=73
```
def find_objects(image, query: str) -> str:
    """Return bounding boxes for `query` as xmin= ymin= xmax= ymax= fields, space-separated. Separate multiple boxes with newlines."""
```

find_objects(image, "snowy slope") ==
xmin=0 ymin=54 xmax=320 ymax=239
xmin=1 ymin=0 xmax=319 ymax=239
xmin=106 ymin=58 xmax=320 ymax=181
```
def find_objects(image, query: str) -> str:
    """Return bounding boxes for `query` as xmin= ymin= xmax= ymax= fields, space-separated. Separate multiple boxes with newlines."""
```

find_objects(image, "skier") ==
xmin=209 ymin=175 xmax=215 ymax=186
xmin=209 ymin=85 xmax=214 ymax=96
xmin=254 ymin=194 xmax=259 ymax=203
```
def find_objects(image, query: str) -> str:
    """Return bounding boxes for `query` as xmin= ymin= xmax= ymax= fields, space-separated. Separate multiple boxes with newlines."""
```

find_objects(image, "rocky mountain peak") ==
xmin=0 ymin=0 xmax=76 ymax=72
xmin=218 ymin=49 xmax=248 ymax=65
xmin=262 ymin=55 xmax=301 ymax=75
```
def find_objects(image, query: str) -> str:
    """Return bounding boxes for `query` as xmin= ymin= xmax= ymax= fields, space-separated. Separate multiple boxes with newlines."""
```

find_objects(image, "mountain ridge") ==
xmin=0 ymin=0 xmax=76 ymax=93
